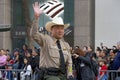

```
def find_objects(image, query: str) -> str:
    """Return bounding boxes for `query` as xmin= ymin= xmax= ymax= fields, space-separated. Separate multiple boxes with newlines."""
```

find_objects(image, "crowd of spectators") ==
xmin=0 ymin=44 xmax=40 ymax=80
xmin=0 ymin=42 xmax=120 ymax=80
xmin=72 ymin=42 xmax=120 ymax=80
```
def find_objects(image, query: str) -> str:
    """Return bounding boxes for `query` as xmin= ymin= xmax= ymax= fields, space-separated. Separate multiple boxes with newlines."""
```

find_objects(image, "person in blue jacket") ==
xmin=112 ymin=41 xmax=120 ymax=70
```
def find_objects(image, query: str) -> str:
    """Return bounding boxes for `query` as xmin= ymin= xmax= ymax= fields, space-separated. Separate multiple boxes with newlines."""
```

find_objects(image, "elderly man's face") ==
xmin=51 ymin=25 xmax=64 ymax=39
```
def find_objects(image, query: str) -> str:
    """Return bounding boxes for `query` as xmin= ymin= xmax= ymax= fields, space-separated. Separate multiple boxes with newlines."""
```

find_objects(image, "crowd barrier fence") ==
xmin=0 ymin=69 xmax=120 ymax=80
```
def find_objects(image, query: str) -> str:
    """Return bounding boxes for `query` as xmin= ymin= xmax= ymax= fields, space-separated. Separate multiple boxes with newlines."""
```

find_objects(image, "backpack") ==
xmin=91 ymin=59 xmax=99 ymax=77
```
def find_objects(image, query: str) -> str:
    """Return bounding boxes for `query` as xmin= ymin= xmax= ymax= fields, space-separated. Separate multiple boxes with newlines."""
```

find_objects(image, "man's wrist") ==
xmin=34 ymin=14 xmax=40 ymax=19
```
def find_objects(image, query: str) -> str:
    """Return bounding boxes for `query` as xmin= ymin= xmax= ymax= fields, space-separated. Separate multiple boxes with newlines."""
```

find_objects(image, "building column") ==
xmin=74 ymin=0 xmax=95 ymax=48
xmin=0 ymin=0 xmax=12 ymax=50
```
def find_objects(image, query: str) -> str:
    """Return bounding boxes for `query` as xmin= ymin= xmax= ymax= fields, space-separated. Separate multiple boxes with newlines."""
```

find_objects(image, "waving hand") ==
xmin=33 ymin=2 xmax=43 ymax=18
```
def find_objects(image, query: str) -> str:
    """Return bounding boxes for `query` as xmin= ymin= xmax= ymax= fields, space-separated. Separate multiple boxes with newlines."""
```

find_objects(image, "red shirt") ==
xmin=100 ymin=64 xmax=107 ymax=75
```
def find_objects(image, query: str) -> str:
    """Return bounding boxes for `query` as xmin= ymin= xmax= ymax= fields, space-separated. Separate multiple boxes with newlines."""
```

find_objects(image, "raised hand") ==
xmin=32 ymin=2 xmax=43 ymax=18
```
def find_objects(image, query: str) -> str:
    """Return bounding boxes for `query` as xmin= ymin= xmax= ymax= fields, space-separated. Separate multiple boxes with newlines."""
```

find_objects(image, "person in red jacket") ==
xmin=98 ymin=59 xmax=108 ymax=80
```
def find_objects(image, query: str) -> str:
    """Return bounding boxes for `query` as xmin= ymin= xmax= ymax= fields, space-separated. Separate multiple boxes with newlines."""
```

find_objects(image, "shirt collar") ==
xmin=50 ymin=36 xmax=63 ymax=43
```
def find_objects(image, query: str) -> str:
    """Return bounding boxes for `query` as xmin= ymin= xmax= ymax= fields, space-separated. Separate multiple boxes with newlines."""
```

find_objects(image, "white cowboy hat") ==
xmin=45 ymin=17 xmax=70 ymax=32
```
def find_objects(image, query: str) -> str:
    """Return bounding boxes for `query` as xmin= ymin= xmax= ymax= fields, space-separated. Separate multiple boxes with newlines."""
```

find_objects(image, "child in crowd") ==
xmin=98 ymin=59 xmax=108 ymax=80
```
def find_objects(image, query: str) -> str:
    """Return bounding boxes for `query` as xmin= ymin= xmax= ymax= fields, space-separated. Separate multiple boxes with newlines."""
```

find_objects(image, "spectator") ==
xmin=95 ymin=47 xmax=102 ymax=58
xmin=111 ymin=42 xmax=120 ymax=70
xmin=20 ymin=57 xmax=32 ymax=80
xmin=87 ymin=46 xmax=97 ymax=59
xmin=6 ymin=54 xmax=14 ymax=66
xmin=108 ymin=49 xmax=116 ymax=70
xmin=31 ymin=49 xmax=39 ymax=73
xmin=73 ymin=48 xmax=95 ymax=80
xmin=0 ymin=49 xmax=7 ymax=79
xmin=26 ymin=49 xmax=32 ymax=63
xmin=5 ymin=64 xmax=14 ymax=80
xmin=20 ymin=44 xmax=29 ymax=57
xmin=83 ymin=46 xmax=88 ymax=53
xmin=0 ymin=49 xmax=7 ymax=69
xmin=98 ymin=59 xmax=107 ymax=80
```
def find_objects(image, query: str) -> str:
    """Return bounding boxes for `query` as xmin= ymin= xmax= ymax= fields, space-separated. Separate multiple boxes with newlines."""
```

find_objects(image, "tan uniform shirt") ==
xmin=31 ymin=18 xmax=73 ymax=76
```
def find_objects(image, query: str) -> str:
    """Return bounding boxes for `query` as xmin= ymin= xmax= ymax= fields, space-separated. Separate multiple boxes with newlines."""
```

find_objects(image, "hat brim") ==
xmin=45 ymin=22 xmax=70 ymax=32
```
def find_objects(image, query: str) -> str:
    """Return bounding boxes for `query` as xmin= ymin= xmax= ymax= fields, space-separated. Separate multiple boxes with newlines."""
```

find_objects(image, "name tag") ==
xmin=80 ymin=63 xmax=85 ymax=67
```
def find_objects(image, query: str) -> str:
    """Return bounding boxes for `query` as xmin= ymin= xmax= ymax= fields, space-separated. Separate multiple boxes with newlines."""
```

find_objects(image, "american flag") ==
xmin=40 ymin=0 xmax=64 ymax=19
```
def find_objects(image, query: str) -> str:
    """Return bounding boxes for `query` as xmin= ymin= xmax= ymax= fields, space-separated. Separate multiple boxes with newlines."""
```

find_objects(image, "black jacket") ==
xmin=74 ymin=53 xmax=95 ymax=80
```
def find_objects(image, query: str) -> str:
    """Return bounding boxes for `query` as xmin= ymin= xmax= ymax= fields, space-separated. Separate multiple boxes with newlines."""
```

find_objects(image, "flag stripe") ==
xmin=44 ymin=2 xmax=61 ymax=13
xmin=47 ymin=4 xmax=63 ymax=16
xmin=48 ymin=2 xmax=54 ymax=5
xmin=40 ymin=4 xmax=45 ymax=8
xmin=40 ymin=0 xmax=64 ymax=18
xmin=40 ymin=3 xmax=51 ymax=10
xmin=44 ymin=6 xmax=49 ymax=10
xmin=46 ymin=3 xmax=62 ymax=14
xmin=52 ymin=10 xmax=64 ymax=18
xmin=51 ymin=7 xmax=64 ymax=18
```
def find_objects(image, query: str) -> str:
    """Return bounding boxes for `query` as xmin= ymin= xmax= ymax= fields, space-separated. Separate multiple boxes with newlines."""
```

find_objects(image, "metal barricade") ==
xmin=0 ymin=69 xmax=24 ymax=80
xmin=1 ymin=69 xmax=120 ymax=80
xmin=0 ymin=69 xmax=36 ymax=80
xmin=100 ymin=70 xmax=120 ymax=80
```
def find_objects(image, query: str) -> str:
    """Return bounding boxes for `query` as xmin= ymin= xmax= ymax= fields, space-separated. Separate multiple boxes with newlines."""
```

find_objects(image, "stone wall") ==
xmin=74 ymin=0 xmax=95 ymax=48
xmin=0 ymin=0 xmax=12 ymax=50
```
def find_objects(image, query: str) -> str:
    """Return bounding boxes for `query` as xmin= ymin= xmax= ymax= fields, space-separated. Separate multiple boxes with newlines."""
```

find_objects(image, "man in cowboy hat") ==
xmin=31 ymin=2 xmax=73 ymax=80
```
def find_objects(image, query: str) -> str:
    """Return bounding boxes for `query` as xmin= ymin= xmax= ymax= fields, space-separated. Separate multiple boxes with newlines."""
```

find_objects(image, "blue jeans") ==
xmin=101 ymin=74 xmax=107 ymax=80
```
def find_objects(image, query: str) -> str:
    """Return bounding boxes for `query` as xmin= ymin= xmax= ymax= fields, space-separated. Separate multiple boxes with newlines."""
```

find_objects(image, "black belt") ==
xmin=46 ymin=67 xmax=60 ymax=76
xmin=35 ymin=67 xmax=66 ymax=80
xmin=36 ymin=67 xmax=60 ymax=76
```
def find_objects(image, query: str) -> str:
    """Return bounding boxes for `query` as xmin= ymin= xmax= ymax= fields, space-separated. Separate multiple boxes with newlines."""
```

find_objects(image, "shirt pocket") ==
xmin=49 ymin=45 xmax=60 ymax=65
